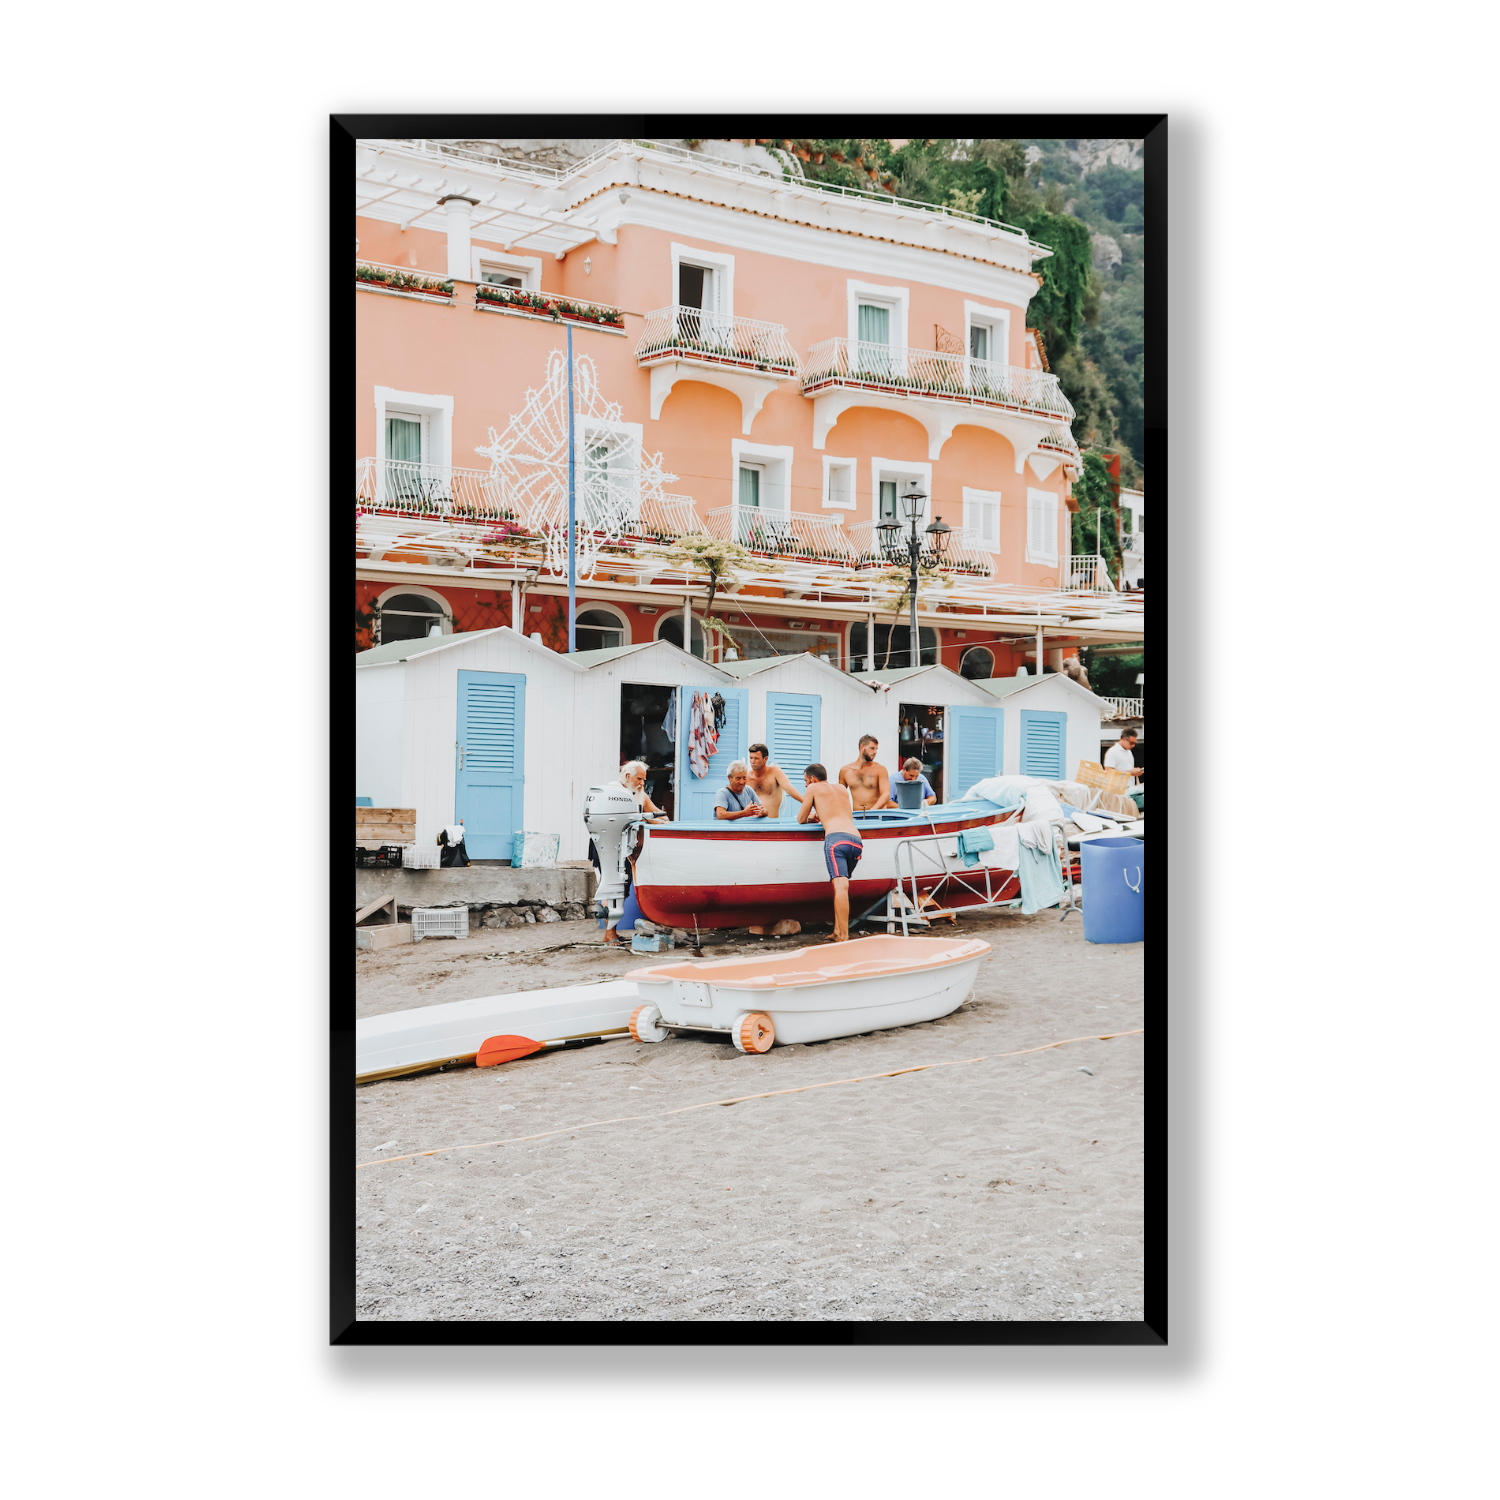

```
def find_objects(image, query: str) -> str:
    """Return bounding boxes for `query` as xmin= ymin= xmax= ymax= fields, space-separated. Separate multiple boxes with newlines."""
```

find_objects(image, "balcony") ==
xmin=1100 ymin=696 xmax=1144 ymax=721
xmin=475 ymin=282 xmax=624 ymax=331
xmin=634 ymin=493 xmax=704 ymax=542
xmin=845 ymin=519 xmax=994 ymax=580
xmin=355 ymin=259 xmax=454 ymax=303
xmin=1121 ymin=528 xmax=1143 ymax=554
xmin=637 ymin=305 xmax=800 ymax=435
xmin=355 ymin=457 xmax=520 ymax=520
xmin=706 ymin=504 xmax=855 ymax=566
xmin=1063 ymin=554 xmax=1116 ymax=592
xmin=802 ymin=338 xmax=1075 ymax=468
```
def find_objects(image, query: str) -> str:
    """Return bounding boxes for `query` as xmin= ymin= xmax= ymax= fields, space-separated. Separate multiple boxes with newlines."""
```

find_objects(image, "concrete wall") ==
xmin=355 ymin=863 xmax=596 ymax=914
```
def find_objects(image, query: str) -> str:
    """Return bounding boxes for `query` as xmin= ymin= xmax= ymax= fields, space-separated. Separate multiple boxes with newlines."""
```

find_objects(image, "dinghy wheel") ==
xmin=732 ymin=1012 xmax=775 ymax=1054
xmin=629 ymin=1004 xmax=666 ymax=1044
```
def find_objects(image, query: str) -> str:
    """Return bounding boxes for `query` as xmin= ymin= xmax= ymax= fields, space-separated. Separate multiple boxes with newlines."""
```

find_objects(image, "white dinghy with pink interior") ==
xmin=626 ymin=934 xmax=991 ymax=1054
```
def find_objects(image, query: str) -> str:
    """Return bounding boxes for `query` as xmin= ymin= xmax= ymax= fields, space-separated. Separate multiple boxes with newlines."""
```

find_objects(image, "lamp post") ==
xmin=877 ymin=480 xmax=950 ymax=668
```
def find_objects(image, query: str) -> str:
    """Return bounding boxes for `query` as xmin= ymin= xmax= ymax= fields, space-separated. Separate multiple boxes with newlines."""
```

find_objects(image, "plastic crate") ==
xmin=355 ymin=845 xmax=403 ymax=869
xmin=411 ymin=906 xmax=470 ymax=941
xmin=400 ymin=843 xmax=442 ymax=870
xmin=511 ymin=831 xmax=560 ymax=868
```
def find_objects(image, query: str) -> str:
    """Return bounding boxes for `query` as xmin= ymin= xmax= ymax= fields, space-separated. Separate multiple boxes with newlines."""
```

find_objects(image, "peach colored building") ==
xmin=353 ymin=138 xmax=1143 ymax=680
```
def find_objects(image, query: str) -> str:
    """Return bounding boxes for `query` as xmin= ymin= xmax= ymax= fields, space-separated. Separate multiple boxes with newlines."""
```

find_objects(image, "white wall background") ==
xmin=8 ymin=22 xmax=1491 ymax=1500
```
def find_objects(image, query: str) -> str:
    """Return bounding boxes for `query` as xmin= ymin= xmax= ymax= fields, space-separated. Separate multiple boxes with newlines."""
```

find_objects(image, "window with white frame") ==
xmin=962 ymin=487 xmax=1001 ymax=550
xmin=848 ymin=281 xmax=909 ymax=377
xmin=964 ymin=302 xmax=1011 ymax=373
xmin=1026 ymin=487 xmax=1059 ymax=565
xmin=730 ymin=439 xmax=792 ymax=538
xmin=375 ymin=586 xmax=451 ymax=645
xmin=577 ymin=419 xmax=642 ymax=530
xmin=573 ymin=604 xmax=629 ymax=651
xmin=870 ymin=457 xmax=932 ymax=525
xmin=473 ymin=249 xmax=541 ymax=290
xmin=822 ymin=456 xmax=856 ymax=510
xmin=374 ymin=387 xmax=452 ymax=504
xmin=671 ymin=244 xmax=734 ymax=343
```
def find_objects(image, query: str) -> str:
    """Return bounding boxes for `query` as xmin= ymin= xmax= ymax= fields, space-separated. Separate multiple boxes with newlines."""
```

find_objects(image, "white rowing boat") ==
xmin=627 ymin=934 xmax=991 ymax=1053
xmin=355 ymin=980 xmax=641 ymax=1083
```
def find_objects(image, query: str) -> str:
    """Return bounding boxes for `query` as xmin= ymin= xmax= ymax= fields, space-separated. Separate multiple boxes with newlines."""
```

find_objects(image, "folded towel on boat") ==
xmin=956 ymin=828 xmax=995 ymax=867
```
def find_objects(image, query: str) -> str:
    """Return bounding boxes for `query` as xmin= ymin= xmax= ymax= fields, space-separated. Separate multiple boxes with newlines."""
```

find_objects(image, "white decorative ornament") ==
xmin=474 ymin=350 xmax=679 ymax=581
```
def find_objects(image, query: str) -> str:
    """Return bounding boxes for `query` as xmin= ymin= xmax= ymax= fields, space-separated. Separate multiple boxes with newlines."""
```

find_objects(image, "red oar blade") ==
xmin=476 ymin=1034 xmax=544 ymax=1068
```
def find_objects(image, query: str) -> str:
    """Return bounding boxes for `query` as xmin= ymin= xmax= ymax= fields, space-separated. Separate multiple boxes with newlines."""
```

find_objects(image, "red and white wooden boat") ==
xmin=630 ymin=800 xmax=1022 ymax=931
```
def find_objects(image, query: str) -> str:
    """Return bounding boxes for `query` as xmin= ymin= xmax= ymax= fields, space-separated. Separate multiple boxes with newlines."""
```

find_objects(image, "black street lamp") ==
xmin=877 ymin=480 xmax=949 ymax=666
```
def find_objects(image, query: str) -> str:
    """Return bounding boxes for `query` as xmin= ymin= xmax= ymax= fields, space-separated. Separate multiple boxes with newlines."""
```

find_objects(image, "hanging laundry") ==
xmin=711 ymin=692 xmax=727 ymax=733
xmin=662 ymin=693 xmax=679 ymax=744
xmin=688 ymin=691 xmax=718 ymax=778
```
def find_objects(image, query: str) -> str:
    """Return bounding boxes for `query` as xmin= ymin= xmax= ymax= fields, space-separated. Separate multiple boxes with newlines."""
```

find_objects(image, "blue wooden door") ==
xmin=1019 ymin=709 xmax=1067 ymax=779
xmin=675 ymin=685 xmax=749 ymax=823
xmin=765 ymin=692 xmax=820 ymax=819
xmin=456 ymin=670 xmax=526 ymax=858
xmin=946 ymin=706 xmax=1004 ymax=801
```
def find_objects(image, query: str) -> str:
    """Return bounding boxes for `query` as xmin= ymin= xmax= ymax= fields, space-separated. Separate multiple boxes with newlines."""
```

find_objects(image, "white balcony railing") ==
xmin=1100 ymin=696 xmax=1144 ymax=720
xmin=635 ymin=493 xmax=704 ymax=541
xmin=802 ymin=339 xmax=1074 ymax=421
xmin=706 ymin=504 xmax=855 ymax=564
xmin=356 ymin=457 xmax=521 ymax=521
xmin=1121 ymin=529 xmax=1144 ymax=553
xmin=1064 ymin=553 xmax=1116 ymax=592
xmin=844 ymin=519 xmax=995 ymax=579
xmin=635 ymin=305 xmax=800 ymax=375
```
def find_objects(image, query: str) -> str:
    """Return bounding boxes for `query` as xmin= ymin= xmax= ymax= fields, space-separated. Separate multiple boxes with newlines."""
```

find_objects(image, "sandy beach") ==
xmin=353 ymin=911 xmax=1144 ymax=1322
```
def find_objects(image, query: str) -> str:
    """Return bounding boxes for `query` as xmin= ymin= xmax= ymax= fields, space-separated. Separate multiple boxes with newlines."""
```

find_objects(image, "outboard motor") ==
xmin=583 ymin=783 xmax=642 ymax=924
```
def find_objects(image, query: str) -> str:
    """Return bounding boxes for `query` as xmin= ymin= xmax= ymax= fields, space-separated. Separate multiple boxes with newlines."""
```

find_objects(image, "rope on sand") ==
xmin=355 ymin=1028 xmax=1145 ymax=1170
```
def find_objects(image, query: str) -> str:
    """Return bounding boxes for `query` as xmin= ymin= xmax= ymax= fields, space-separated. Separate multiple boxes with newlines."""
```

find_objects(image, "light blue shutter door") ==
xmin=674 ymin=686 xmax=749 ymax=823
xmin=1019 ymin=709 xmax=1067 ymax=780
xmin=946 ymin=706 xmax=1004 ymax=800
xmin=455 ymin=670 xmax=526 ymax=858
xmin=766 ymin=693 xmax=821 ymax=819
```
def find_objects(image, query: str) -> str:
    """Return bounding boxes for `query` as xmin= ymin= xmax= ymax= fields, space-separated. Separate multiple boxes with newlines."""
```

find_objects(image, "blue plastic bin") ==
xmin=1080 ymin=837 xmax=1144 ymax=944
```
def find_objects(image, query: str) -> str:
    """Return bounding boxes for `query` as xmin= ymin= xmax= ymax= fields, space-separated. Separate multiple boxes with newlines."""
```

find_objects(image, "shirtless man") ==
xmin=839 ymin=734 xmax=891 ymax=813
xmin=745 ymin=742 xmax=807 ymax=821
xmin=796 ymin=762 xmax=862 ymax=942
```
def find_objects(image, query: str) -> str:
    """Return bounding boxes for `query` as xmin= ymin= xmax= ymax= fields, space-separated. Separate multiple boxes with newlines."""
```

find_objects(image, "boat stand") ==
xmin=854 ymin=825 xmax=1077 ymax=935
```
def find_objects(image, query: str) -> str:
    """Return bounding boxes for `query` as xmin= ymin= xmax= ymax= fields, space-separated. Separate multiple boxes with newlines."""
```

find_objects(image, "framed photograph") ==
xmin=335 ymin=115 xmax=1163 ymax=1344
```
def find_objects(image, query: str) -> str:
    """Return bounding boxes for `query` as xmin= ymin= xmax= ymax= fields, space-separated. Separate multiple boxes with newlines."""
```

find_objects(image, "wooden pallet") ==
xmin=356 ymin=807 xmax=415 ymax=848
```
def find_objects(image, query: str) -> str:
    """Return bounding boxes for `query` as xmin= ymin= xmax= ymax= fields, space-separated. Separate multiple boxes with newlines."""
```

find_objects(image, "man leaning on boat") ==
xmin=797 ymin=762 xmax=862 ymax=943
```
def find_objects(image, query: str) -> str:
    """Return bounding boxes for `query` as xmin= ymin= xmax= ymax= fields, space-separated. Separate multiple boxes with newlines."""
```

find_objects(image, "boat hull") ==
xmin=631 ymin=802 xmax=1020 ymax=930
xmin=629 ymin=934 xmax=990 ymax=1046
xmin=355 ymin=980 xmax=640 ymax=1082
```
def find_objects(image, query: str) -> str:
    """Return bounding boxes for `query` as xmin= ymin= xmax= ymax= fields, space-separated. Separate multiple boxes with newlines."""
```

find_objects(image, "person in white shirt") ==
xmin=1104 ymin=730 xmax=1143 ymax=781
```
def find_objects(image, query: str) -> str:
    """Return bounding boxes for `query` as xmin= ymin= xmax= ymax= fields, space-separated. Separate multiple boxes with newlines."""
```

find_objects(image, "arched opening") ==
xmin=574 ymin=606 xmax=628 ymax=652
xmin=959 ymin=646 xmax=996 ymax=680
xmin=657 ymin=613 xmax=705 ymax=659
xmin=377 ymin=590 xmax=449 ymax=644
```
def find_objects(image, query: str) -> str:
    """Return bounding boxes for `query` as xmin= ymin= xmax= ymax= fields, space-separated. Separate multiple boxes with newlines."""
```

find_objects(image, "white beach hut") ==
xmin=716 ymin=654 xmax=883 ymax=818
xmin=848 ymin=663 xmax=1013 ymax=802
xmin=970 ymin=672 xmax=1107 ymax=784
xmin=354 ymin=628 xmax=741 ymax=860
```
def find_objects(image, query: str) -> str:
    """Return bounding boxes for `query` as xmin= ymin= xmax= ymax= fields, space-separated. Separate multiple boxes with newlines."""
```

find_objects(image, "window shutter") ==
xmin=1019 ymin=710 xmax=1066 ymax=779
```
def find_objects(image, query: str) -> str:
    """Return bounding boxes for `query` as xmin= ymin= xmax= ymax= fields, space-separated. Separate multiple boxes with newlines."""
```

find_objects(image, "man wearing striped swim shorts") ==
xmin=796 ymin=762 xmax=863 ymax=942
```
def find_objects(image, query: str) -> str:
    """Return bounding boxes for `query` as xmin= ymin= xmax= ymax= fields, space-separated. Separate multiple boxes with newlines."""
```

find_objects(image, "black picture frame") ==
xmin=332 ymin=112 xmax=1166 ymax=1346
